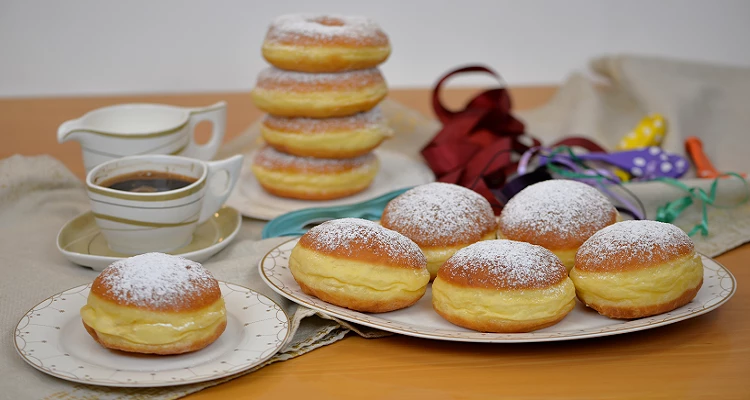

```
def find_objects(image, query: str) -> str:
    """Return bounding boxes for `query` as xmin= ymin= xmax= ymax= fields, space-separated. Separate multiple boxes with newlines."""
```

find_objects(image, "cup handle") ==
xmin=198 ymin=154 xmax=244 ymax=224
xmin=183 ymin=101 xmax=227 ymax=160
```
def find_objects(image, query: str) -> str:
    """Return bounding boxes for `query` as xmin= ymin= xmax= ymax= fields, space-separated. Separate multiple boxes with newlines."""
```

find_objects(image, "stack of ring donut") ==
xmin=250 ymin=14 xmax=392 ymax=200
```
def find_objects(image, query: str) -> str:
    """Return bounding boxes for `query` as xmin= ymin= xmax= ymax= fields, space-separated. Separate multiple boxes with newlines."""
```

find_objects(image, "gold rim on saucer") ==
xmin=57 ymin=206 xmax=241 ymax=270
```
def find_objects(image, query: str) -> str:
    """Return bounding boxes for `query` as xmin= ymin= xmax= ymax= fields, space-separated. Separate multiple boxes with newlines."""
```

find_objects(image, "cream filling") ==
xmin=432 ymin=277 xmax=576 ymax=321
xmin=569 ymin=254 xmax=703 ymax=308
xmin=251 ymin=161 xmax=378 ymax=193
xmin=80 ymin=294 xmax=226 ymax=345
xmin=422 ymin=232 xmax=497 ymax=278
xmin=289 ymin=245 xmax=429 ymax=301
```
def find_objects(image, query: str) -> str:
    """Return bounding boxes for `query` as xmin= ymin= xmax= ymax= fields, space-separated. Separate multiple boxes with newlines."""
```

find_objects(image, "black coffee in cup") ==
xmin=100 ymin=171 xmax=197 ymax=193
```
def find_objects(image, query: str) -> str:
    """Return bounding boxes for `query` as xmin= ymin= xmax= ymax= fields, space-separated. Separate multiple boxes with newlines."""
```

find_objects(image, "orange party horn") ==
xmin=685 ymin=137 xmax=744 ymax=178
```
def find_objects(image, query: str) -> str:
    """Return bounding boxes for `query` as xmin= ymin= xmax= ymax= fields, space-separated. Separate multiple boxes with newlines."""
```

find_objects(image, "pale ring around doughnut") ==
xmin=260 ymin=107 xmax=393 ymax=159
xmin=289 ymin=218 xmax=430 ymax=313
xmin=432 ymin=240 xmax=576 ymax=333
xmin=251 ymin=146 xmax=379 ymax=200
xmin=251 ymin=67 xmax=387 ymax=118
xmin=80 ymin=253 xmax=227 ymax=355
xmin=570 ymin=220 xmax=703 ymax=319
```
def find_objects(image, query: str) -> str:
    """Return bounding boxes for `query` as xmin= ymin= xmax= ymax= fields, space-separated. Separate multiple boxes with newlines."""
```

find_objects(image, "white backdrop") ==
xmin=1 ymin=0 xmax=749 ymax=98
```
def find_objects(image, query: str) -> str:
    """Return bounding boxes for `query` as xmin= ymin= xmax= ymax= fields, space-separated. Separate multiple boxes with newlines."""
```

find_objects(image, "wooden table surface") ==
xmin=2 ymin=88 xmax=748 ymax=399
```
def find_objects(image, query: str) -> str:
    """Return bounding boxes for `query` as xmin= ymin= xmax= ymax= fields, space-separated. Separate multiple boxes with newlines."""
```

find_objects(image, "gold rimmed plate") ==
xmin=57 ymin=206 xmax=242 ymax=271
xmin=260 ymin=237 xmax=737 ymax=343
xmin=14 ymin=281 xmax=290 ymax=387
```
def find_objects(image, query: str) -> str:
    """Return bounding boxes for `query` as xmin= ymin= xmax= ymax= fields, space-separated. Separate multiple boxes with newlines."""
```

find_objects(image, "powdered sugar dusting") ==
xmin=98 ymin=253 xmax=218 ymax=309
xmin=264 ymin=107 xmax=387 ymax=133
xmin=301 ymin=218 xmax=425 ymax=267
xmin=576 ymin=220 xmax=694 ymax=270
xmin=257 ymin=67 xmax=382 ymax=87
xmin=381 ymin=183 xmax=496 ymax=247
xmin=266 ymin=14 xmax=388 ymax=46
xmin=442 ymin=240 xmax=567 ymax=289
xmin=499 ymin=180 xmax=616 ymax=246
xmin=254 ymin=146 xmax=377 ymax=173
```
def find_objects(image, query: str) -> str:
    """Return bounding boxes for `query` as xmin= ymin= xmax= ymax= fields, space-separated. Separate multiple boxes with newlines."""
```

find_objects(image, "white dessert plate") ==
xmin=14 ymin=281 xmax=290 ymax=387
xmin=57 ymin=206 xmax=242 ymax=271
xmin=226 ymin=149 xmax=435 ymax=221
xmin=260 ymin=238 xmax=736 ymax=343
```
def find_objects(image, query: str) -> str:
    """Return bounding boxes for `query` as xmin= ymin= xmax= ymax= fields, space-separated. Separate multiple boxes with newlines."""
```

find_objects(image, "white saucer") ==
xmin=57 ymin=206 xmax=242 ymax=271
xmin=14 ymin=281 xmax=290 ymax=387
xmin=226 ymin=149 xmax=435 ymax=220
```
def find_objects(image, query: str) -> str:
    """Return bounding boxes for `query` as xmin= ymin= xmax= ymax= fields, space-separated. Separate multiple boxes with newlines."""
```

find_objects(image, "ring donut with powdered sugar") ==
xmin=262 ymin=14 xmax=391 ymax=72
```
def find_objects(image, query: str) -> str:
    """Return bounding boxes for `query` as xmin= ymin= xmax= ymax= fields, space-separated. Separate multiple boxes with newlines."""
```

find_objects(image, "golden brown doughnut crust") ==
xmin=262 ymin=110 xmax=386 ymax=133
xmin=381 ymin=183 xmax=497 ymax=248
xmin=264 ymin=15 xmax=389 ymax=47
xmin=575 ymin=220 xmax=696 ymax=272
xmin=253 ymin=146 xmax=376 ymax=174
xmin=498 ymin=180 xmax=617 ymax=250
xmin=298 ymin=218 xmax=426 ymax=270
xmin=255 ymin=68 xmax=385 ymax=93
xmin=90 ymin=254 xmax=221 ymax=313
xmin=437 ymin=240 xmax=568 ymax=290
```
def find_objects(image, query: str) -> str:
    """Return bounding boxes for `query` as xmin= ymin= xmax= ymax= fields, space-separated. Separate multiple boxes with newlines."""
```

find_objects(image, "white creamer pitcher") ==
xmin=58 ymin=102 xmax=227 ymax=172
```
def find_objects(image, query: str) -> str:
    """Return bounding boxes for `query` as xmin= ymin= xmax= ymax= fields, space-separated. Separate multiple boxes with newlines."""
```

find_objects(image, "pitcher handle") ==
xmin=183 ymin=101 xmax=227 ymax=160
xmin=198 ymin=155 xmax=244 ymax=224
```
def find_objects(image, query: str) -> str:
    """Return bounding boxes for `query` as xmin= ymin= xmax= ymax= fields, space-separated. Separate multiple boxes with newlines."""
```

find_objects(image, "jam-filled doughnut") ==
xmin=570 ymin=220 xmax=704 ymax=319
xmin=432 ymin=240 xmax=576 ymax=332
xmin=262 ymin=14 xmax=391 ymax=72
xmin=79 ymin=253 xmax=227 ymax=355
xmin=380 ymin=183 xmax=497 ymax=280
xmin=289 ymin=218 xmax=430 ymax=313
xmin=251 ymin=146 xmax=379 ymax=200
xmin=260 ymin=107 xmax=393 ymax=159
xmin=251 ymin=67 xmax=387 ymax=118
xmin=498 ymin=179 xmax=618 ymax=272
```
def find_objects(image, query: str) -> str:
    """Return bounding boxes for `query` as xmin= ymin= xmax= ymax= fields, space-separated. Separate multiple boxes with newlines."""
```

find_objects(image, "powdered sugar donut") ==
xmin=262 ymin=14 xmax=391 ymax=72
xmin=570 ymin=220 xmax=703 ymax=319
xmin=432 ymin=240 xmax=576 ymax=332
xmin=380 ymin=183 xmax=497 ymax=280
xmin=80 ymin=253 xmax=227 ymax=355
xmin=260 ymin=107 xmax=393 ymax=158
xmin=498 ymin=179 xmax=618 ymax=272
xmin=251 ymin=67 xmax=387 ymax=118
xmin=251 ymin=146 xmax=379 ymax=200
xmin=289 ymin=218 xmax=429 ymax=313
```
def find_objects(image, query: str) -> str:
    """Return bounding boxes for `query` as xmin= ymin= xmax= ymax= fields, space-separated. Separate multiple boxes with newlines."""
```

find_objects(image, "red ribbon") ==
xmin=421 ymin=65 xmax=608 ymax=214
xmin=421 ymin=66 xmax=539 ymax=213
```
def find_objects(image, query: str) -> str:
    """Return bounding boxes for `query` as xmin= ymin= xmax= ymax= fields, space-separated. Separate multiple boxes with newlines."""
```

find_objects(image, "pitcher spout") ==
xmin=57 ymin=118 xmax=86 ymax=144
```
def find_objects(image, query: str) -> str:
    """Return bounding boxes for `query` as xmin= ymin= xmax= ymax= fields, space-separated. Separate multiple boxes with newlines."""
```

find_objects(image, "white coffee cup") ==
xmin=85 ymin=154 xmax=243 ymax=254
